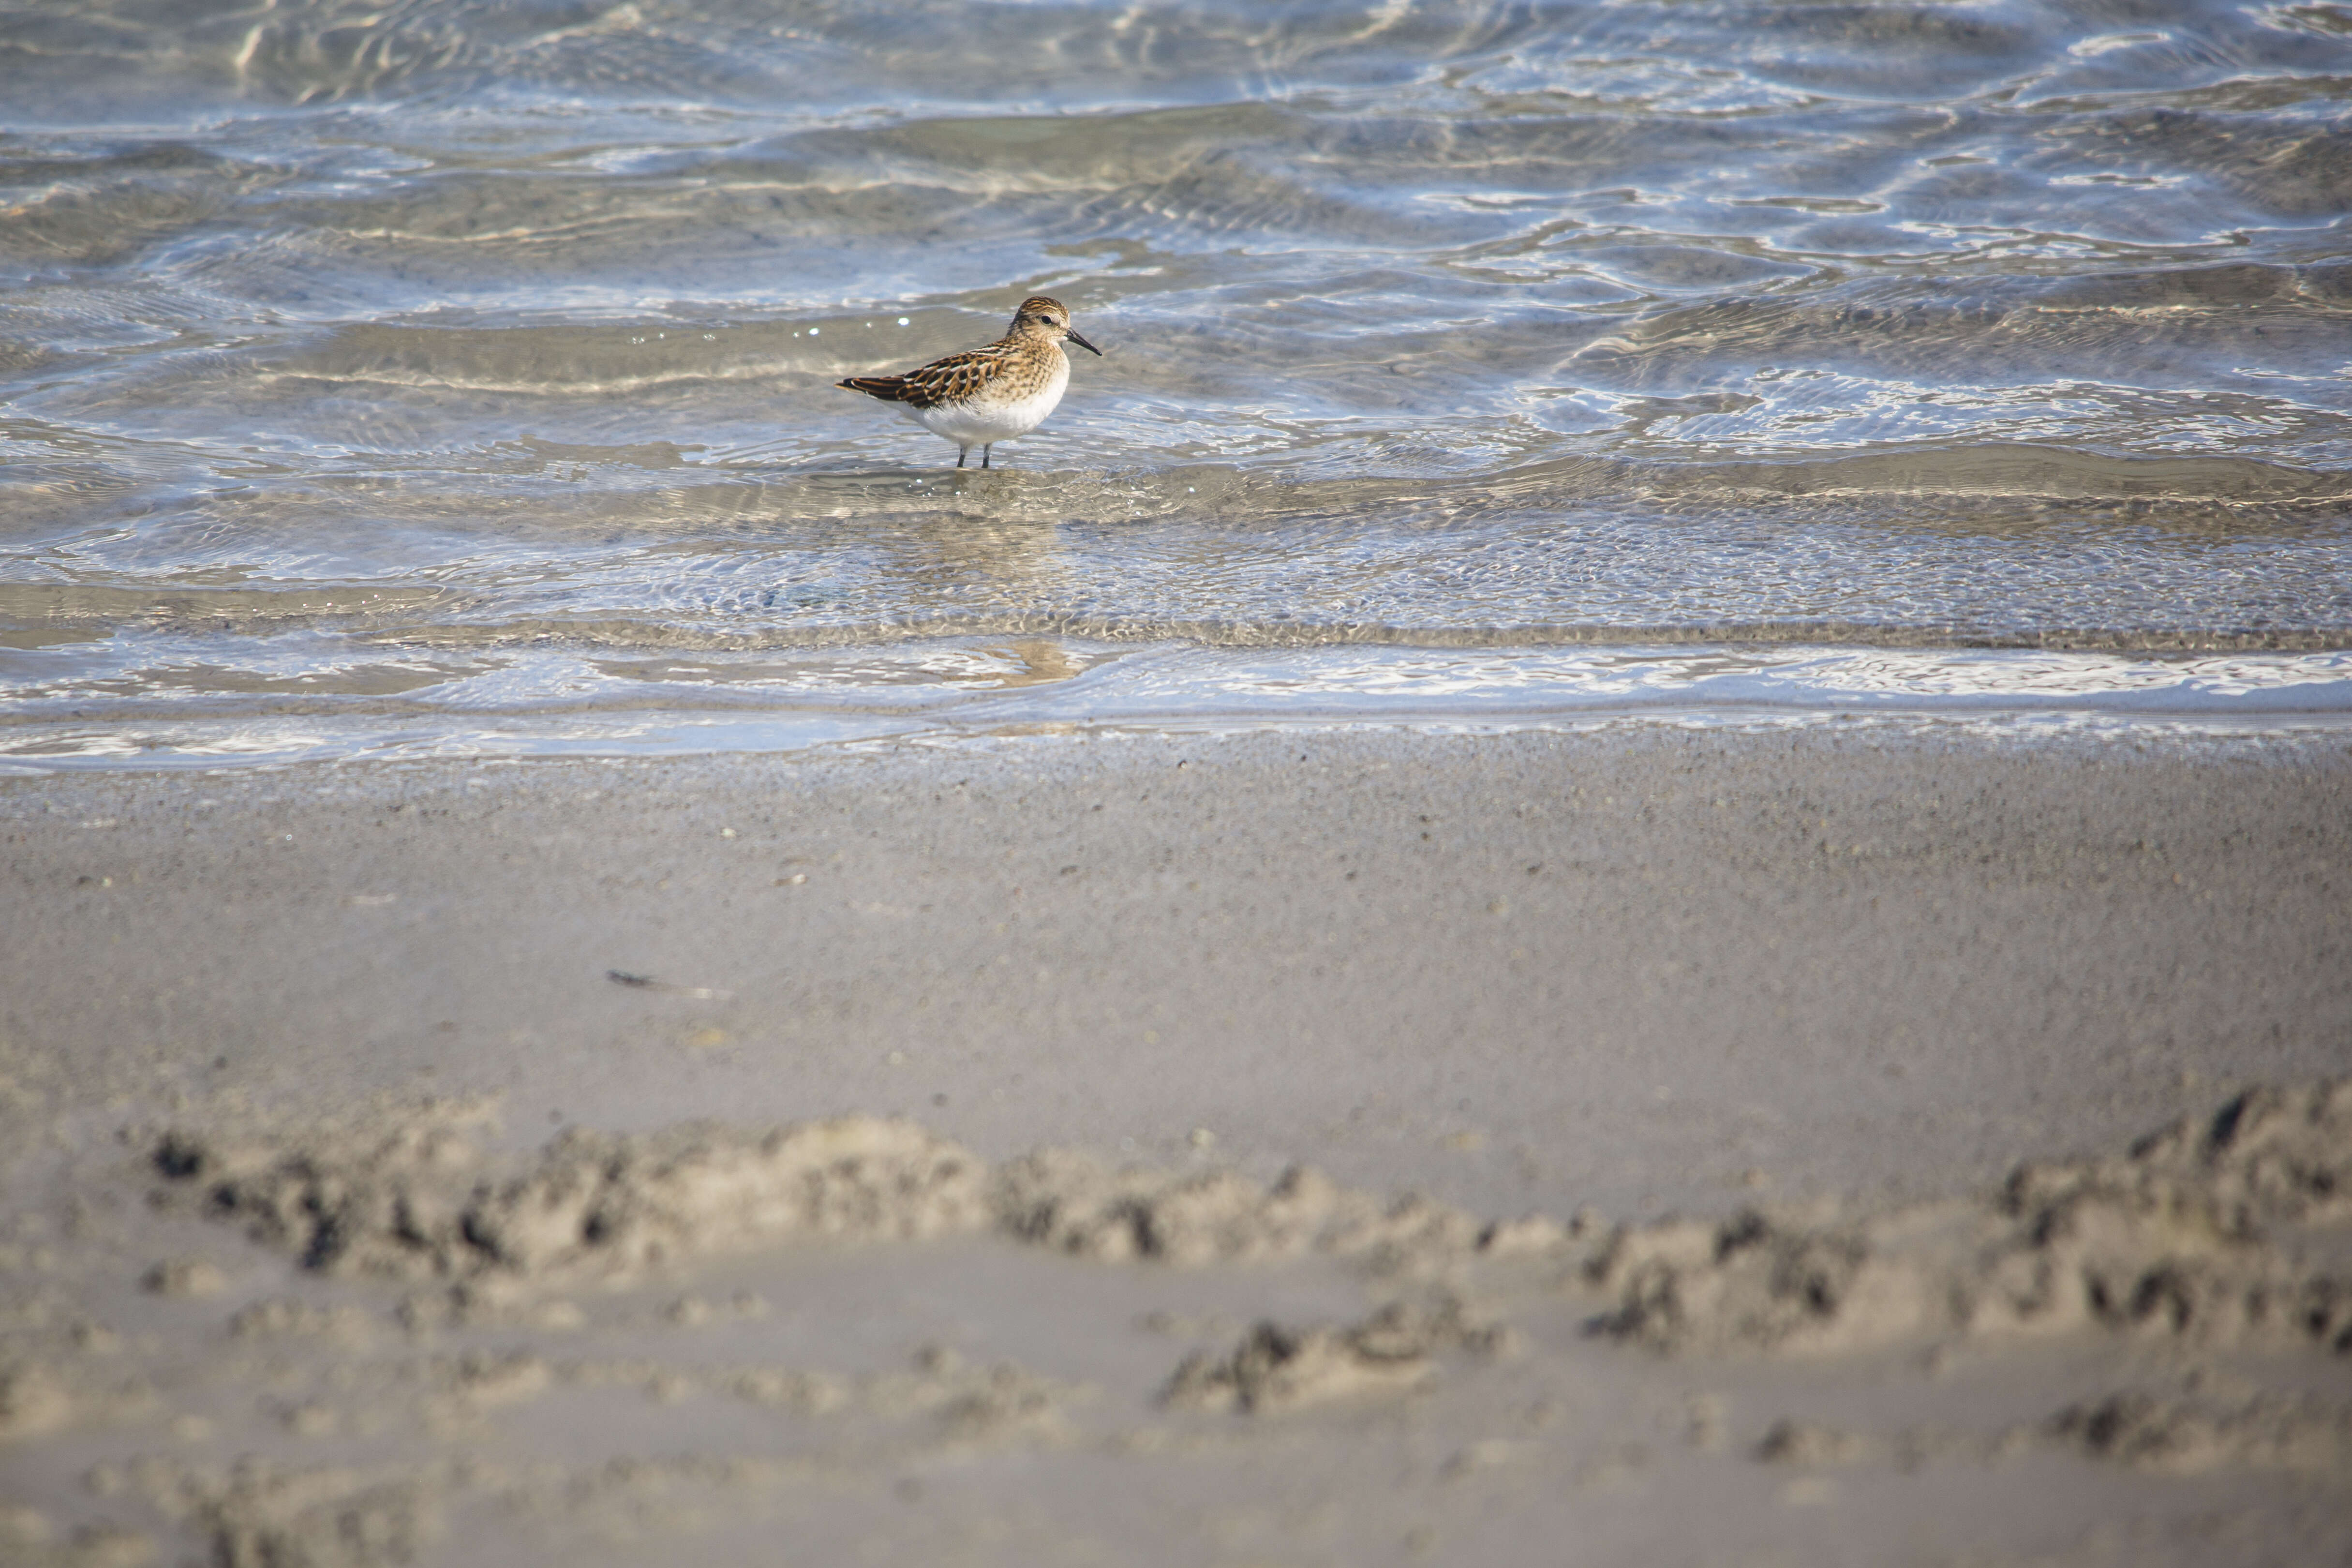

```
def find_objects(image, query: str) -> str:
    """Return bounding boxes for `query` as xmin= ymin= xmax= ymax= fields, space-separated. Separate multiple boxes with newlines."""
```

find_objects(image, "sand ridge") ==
xmin=138 ymin=1080 xmax=2352 ymax=1363
xmin=1588 ymin=1080 xmax=2352 ymax=1358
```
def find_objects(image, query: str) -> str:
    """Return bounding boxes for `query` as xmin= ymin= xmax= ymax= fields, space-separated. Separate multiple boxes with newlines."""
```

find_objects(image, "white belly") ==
xmin=908 ymin=356 xmax=1068 ymax=447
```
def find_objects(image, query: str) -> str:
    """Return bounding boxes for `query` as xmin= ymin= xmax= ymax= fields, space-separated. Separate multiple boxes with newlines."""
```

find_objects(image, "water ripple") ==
xmin=2 ymin=0 xmax=2348 ymax=762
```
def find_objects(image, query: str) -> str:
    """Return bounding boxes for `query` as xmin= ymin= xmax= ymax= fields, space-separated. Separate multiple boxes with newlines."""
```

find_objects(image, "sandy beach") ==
xmin=11 ymin=0 xmax=2352 ymax=1561
xmin=3 ymin=722 xmax=2349 ymax=1566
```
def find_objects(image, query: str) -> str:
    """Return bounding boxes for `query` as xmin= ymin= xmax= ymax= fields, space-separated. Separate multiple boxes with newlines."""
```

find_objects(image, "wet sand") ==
xmin=2 ymin=724 xmax=2349 ymax=1566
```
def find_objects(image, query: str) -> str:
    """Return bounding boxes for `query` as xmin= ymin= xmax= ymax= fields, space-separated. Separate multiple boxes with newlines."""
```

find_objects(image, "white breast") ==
xmin=909 ymin=352 xmax=1069 ymax=446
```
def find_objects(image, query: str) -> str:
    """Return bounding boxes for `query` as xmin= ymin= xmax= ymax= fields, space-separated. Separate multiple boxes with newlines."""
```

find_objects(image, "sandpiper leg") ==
xmin=982 ymin=445 xmax=993 ymax=470
xmin=956 ymin=448 xmax=967 ymax=469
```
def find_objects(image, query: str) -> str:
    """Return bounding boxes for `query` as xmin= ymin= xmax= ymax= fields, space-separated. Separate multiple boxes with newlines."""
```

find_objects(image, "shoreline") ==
xmin=6 ymin=639 xmax=2352 ymax=776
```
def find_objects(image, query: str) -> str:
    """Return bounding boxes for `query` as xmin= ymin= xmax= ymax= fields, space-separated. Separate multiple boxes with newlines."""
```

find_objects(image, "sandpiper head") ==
xmin=1012 ymin=295 xmax=1101 ymax=356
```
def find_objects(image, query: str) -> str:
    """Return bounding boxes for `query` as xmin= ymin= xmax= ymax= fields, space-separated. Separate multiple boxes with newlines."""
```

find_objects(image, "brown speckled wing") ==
xmin=835 ymin=346 xmax=1006 ymax=408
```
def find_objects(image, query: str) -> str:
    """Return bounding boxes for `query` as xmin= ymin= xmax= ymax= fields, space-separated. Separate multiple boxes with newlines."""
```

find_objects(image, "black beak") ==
xmin=1064 ymin=327 xmax=1102 ymax=357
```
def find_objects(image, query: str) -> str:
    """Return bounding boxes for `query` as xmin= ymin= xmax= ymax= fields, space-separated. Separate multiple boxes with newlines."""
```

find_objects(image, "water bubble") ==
xmin=897 ymin=317 xmax=910 ymax=326
xmin=808 ymin=327 xmax=819 ymax=336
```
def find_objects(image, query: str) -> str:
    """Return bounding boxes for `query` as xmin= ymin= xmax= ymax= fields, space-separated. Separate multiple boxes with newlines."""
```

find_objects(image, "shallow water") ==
xmin=4 ymin=0 xmax=2350 ymax=763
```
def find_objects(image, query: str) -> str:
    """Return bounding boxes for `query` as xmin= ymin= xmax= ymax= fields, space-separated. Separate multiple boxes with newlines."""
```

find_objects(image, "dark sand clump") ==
xmin=1588 ymin=1080 xmax=2352 ymax=1358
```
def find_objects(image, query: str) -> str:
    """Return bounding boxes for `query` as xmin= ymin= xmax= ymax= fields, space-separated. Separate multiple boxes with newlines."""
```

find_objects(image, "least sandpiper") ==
xmin=835 ymin=296 xmax=1101 ymax=470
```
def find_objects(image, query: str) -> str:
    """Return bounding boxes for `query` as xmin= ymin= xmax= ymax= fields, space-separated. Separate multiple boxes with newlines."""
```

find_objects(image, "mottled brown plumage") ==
xmin=837 ymin=347 xmax=1007 ymax=409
